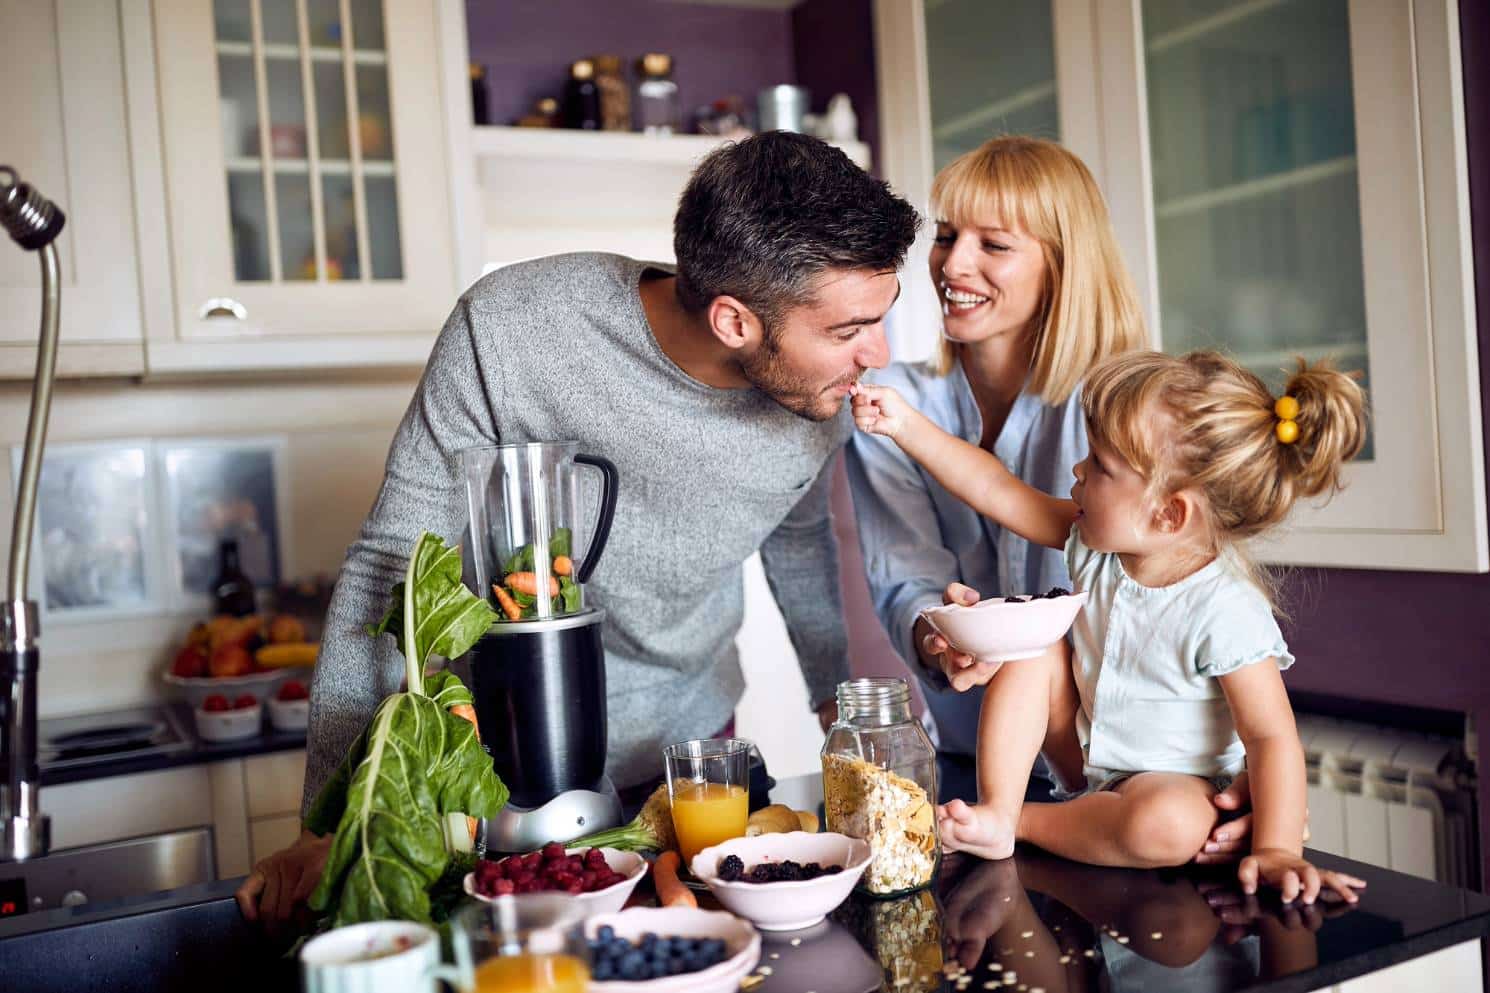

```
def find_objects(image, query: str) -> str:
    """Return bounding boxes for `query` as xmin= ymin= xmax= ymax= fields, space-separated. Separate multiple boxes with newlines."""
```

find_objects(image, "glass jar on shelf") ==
xmin=634 ymin=53 xmax=680 ymax=134
xmin=822 ymin=677 xmax=939 ymax=897
xmin=592 ymin=54 xmax=630 ymax=132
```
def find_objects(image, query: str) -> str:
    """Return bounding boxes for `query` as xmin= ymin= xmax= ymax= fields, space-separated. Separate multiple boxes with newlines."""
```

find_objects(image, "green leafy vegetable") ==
xmin=495 ymin=528 xmax=583 ymax=620
xmin=309 ymin=532 xmax=506 ymax=926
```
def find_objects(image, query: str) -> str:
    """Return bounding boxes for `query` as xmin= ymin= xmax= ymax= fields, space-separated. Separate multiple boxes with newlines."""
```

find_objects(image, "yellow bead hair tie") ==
xmin=1274 ymin=395 xmax=1300 ymax=444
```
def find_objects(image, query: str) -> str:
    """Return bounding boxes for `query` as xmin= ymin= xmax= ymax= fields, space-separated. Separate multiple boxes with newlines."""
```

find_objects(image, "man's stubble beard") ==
xmin=738 ymin=335 xmax=850 ymax=423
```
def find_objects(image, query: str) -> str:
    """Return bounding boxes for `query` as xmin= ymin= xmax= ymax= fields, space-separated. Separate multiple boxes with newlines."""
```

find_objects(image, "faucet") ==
xmin=0 ymin=165 xmax=66 ymax=863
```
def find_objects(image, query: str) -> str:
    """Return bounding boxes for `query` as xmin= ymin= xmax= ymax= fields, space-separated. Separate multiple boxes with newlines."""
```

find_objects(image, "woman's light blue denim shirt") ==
xmin=844 ymin=358 xmax=1088 ymax=757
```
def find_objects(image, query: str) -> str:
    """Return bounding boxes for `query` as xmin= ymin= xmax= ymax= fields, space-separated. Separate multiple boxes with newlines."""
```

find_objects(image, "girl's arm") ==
xmin=1219 ymin=662 xmax=1365 ymax=904
xmin=852 ymin=384 xmax=1077 ymax=550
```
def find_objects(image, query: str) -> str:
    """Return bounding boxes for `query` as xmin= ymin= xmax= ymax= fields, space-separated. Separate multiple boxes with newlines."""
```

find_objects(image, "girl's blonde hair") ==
xmin=1082 ymin=350 xmax=1368 ymax=599
xmin=930 ymin=136 xmax=1148 ymax=404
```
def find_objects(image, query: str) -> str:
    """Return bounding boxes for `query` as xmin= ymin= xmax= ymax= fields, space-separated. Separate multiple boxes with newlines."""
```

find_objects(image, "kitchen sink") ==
xmin=0 ymin=827 xmax=213 ymax=914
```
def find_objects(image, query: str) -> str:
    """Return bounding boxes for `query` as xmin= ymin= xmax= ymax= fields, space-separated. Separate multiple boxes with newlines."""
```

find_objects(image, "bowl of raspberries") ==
xmin=919 ymin=586 xmax=1089 ymax=664
xmin=690 ymin=832 xmax=871 ymax=931
xmin=464 ymin=844 xmax=647 ymax=915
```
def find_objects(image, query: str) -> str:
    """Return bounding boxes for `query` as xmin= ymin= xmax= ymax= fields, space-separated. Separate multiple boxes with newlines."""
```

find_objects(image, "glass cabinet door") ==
xmin=1140 ymin=0 xmax=1372 ymax=454
xmin=923 ymin=0 xmax=1061 ymax=170
xmin=211 ymin=0 xmax=403 ymax=286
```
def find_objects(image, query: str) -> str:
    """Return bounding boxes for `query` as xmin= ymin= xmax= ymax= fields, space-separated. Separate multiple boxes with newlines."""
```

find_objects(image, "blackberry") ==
xmin=748 ymin=864 xmax=775 ymax=883
xmin=1044 ymin=587 xmax=1070 ymax=598
xmin=717 ymin=854 xmax=745 ymax=882
xmin=1004 ymin=595 xmax=1025 ymax=603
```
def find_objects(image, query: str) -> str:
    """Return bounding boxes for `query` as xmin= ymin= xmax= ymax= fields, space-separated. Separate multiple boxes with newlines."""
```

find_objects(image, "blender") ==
xmin=458 ymin=442 xmax=620 ymax=852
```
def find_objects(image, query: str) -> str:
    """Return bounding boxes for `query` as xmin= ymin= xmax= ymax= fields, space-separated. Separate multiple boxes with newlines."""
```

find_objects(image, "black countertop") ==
xmin=4 ymin=758 xmax=1487 ymax=993
xmin=39 ymin=702 xmax=306 ymax=787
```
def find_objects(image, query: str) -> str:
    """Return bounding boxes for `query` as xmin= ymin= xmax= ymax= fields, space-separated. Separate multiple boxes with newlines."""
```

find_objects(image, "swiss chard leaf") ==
xmin=307 ymin=671 xmax=507 ymax=926
xmin=367 ymin=532 xmax=498 ymax=689
xmin=549 ymin=526 xmax=572 ymax=561
xmin=558 ymin=576 xmax=581 ymax=613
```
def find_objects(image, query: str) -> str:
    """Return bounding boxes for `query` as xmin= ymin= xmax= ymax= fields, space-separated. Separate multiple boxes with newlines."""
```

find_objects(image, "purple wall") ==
xmin=791 ymin=0 xmax=881 ymax=172
xmin=466 ymin=0 xmax=796 ymax=130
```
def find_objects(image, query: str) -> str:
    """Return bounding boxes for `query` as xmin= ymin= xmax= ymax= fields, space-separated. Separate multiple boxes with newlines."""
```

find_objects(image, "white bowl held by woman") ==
xmin=584 ymin=906 xmax=760 ymax=993
xmin=691 ymin=831 xmax=872 ymax=932
xmin=462 ymin=847 xmax=647 ymax=916
xmin=919 ymin=590 xmax=1089 ymax=664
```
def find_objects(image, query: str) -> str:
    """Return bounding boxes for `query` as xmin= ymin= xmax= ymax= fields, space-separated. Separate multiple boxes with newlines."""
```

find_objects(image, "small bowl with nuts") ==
xmin=690 ymin=832 xmax=871 ymax=932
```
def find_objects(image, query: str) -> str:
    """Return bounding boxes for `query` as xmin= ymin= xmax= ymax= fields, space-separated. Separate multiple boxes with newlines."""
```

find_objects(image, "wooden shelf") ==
xmin=226 ymin=157 xmax=395 ymax=177
xmin=1146 ymin=0 xmax=1295 ymax=55
xmin=216 ymin=41 xmax=387 ymax=65
xmin=1155 ymin=155 xmax=1357 ymax=220
xmin=471 ymin=125 xmax=870 ymax=170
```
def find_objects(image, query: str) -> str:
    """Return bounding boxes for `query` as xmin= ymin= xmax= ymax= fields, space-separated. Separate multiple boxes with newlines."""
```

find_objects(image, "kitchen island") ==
xmin=2 ymin=761 xmax=1487 ymax=993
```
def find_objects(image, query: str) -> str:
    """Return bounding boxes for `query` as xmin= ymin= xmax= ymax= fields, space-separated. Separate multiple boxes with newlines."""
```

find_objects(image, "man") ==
xmin=237 ymin=131 xmax=920 ymax=925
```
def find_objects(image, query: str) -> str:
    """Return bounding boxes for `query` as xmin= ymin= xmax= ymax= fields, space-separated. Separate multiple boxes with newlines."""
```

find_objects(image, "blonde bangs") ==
xmin=928 ymin=137 xmax=1147 ymax=401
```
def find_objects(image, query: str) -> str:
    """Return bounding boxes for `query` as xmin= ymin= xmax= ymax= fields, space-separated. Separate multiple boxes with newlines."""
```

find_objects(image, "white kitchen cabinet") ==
xmin=138 ymin=0 xmax=464 ymax=374
xmin=0 ymin=0 xmax=147 ymax=378
xmin=874 ymin=0 xmax=1485 ymax=572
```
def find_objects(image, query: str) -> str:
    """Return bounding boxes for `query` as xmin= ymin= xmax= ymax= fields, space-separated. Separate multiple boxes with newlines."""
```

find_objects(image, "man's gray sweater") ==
xmin=302 ymin=253 xmax=852 ymax=810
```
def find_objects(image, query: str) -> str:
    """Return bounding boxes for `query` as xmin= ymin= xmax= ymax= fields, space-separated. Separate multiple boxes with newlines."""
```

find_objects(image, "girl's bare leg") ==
xmin=1018 ymin=772 xmax=1220 ymax=869
xmin=938 ymin=640 xmax=1074 ymax=860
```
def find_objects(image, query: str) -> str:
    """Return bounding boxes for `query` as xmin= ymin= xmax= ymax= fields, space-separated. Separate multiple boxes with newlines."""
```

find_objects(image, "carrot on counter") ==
xmin=653 ymin=850 xmax=696 ymax=909
xmin=504 ymin=571 xmax=560 ymax=597
xmin=553 ymin=555 xmax=574 ymax=577
xmin=492 ymin=584 xmax=523 ymax=621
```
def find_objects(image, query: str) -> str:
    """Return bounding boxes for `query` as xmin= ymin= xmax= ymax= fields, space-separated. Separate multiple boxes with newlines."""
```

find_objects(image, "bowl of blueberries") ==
xmin=584 ymin=907 xmax=760 ymax=990
xmin=691 ymin=831 xmax=871 ymax=932
xmin=920 ymin=587 xmax=1089 ymax=664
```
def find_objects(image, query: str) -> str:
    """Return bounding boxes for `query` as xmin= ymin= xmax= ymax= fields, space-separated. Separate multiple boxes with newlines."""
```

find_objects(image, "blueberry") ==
xmin=596 ymin=924 xmax=615 ymax=942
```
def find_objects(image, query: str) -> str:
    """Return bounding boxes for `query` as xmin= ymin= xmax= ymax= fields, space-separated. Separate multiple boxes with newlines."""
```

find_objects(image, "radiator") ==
xmin=1296 ymin=714 xmax=1478 ymax=889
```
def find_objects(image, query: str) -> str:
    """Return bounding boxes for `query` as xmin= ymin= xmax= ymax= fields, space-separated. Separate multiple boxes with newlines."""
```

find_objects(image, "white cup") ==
xmin=300 ymin=921 xmax=460 ymax=993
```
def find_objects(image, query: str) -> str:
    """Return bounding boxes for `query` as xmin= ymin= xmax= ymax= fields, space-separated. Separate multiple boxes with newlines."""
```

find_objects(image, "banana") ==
xmin=254 ymin=642 xmax=318 ymax=669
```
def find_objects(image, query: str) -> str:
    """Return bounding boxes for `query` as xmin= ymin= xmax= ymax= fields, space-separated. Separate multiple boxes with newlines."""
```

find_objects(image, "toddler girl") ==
xmin=852 ymin=349 xmax=1367 ymax=904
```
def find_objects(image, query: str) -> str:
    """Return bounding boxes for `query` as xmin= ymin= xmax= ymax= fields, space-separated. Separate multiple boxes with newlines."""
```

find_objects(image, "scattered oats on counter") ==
xmin=823 ymin=753 xmax=937 ymax=894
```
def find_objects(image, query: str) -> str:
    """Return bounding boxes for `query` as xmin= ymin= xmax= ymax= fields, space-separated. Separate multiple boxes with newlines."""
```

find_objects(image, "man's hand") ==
xmin=1194 ymin=771 xmax=1312 ymax=864
xmin=235 ymin=828 xmax=332 ymax=932
xmin=916 ymin=584 xmax=1003 ymax=692
xmin=816 ymin=698 xmax=838 ymax=733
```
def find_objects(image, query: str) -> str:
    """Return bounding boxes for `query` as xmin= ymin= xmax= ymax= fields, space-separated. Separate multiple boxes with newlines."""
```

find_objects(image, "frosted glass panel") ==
xmin=1142 ymin=0 xmax=1371 ymax=456
xmin=923 ymin=0 xmax=1059 ymax=170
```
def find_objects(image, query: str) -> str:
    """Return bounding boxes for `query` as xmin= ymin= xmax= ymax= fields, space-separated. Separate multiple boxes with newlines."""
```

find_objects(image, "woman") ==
xmin=847 ymin=135 xmax=1145 ymax=758
xmin=847 ymin=136 xmax=1258 ymax=859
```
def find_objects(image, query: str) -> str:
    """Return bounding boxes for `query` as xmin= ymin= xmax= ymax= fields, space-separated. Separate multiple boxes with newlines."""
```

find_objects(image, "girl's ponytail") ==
xmin=1274 ymin=360 xmax=1368 ymax=501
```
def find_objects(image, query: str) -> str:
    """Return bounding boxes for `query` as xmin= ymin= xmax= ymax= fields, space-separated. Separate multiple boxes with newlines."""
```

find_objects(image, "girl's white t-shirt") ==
xmin=1065 ymin=526 xmax=1295 ymax=779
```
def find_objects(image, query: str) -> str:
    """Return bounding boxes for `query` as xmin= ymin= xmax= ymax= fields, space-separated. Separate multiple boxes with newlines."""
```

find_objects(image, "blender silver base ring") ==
xmin=482 ymin=777 xmax=623 ymax=854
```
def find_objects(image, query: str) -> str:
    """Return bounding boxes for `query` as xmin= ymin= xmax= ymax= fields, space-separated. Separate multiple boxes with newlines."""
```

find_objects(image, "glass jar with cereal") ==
xmin=822 ymin=677 xmax=939 ymax=897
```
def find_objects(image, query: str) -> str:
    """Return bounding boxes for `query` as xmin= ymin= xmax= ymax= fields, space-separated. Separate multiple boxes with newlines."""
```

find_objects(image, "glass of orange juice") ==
xmin=448 ymin=894 xmax=590 ymax=993
xmin=664 ymin=737 xmax=752 ymax=867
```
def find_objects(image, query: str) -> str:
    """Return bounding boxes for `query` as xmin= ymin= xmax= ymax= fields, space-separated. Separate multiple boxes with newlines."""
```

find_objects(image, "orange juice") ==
xmin=473 ymin=953 xmax=588 ymax=993
xmin=670 ymin=781 xmax=748 ymax=863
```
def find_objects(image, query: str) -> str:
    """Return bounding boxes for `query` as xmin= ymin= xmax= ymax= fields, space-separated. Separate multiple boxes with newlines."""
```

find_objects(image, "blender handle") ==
xmin=573 ymin=454 xmax=618 ymax=583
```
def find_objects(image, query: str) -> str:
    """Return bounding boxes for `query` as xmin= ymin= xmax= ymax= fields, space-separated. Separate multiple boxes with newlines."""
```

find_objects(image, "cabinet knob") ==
xmin=199 ymin=297 xmax=247 ymax=320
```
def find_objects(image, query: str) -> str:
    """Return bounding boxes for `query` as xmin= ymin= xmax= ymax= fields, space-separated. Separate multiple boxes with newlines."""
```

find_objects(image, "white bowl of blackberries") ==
xmin=691 ymin=831 xmax=872 ymax=931
xmin=920 ymin=586 xmax=1089 ymax=664
xmin=584 ymin=906 xmax=760 ymax=991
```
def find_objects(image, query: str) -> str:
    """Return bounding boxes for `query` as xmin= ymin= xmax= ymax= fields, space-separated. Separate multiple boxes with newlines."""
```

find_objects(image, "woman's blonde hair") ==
xmin=930 ymin=136 xmax=1148 ymax=404
xmin=1082 ymin=349 xmax=1368 ymax=602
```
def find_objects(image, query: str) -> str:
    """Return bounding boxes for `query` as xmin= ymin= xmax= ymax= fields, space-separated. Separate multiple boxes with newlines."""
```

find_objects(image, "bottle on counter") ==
xmin=562 ymin=58 xmax=601 ymax=130
xmin=634 ymin=53 xmax=681 ymax=135
xmin=592 ymin=54 xmax=630 ymax=132
xmin=212 ymin=538 xmax=258 ymax=617
xmin=515 ymin=96 xmax=561 ymax=128
xmin=822 ymin=677 xmax=940 ymax=897
xmin=470 ymin=63 xmax=491 ymax=126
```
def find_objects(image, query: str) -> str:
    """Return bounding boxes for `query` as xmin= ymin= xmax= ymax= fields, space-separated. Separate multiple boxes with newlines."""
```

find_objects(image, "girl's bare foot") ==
xmin=937 ymin=799 xmax=1016 ymax=860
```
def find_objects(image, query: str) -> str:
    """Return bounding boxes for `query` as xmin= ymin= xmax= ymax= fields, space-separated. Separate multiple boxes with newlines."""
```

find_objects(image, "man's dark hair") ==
xmin=673 ymin=132 xmax=921 ymax=329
